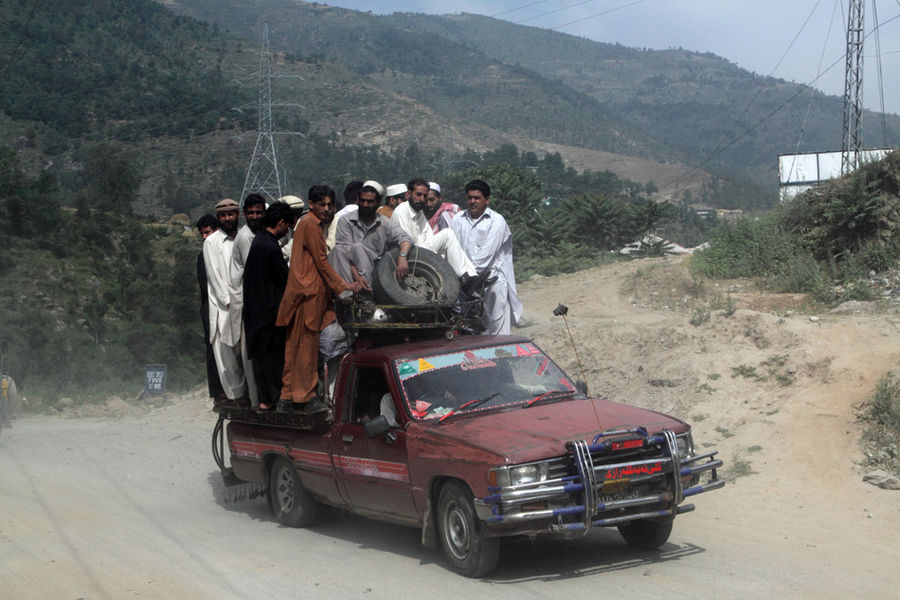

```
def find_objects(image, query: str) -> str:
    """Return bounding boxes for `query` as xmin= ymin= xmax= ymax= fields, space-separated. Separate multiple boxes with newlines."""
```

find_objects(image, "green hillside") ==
xmin=160 ymin=0 xmax=664 ymax=159
xmin=387 ymin=12 xmax=900 ymax=183
xmin=162 ymin=1 xmax=900 ymax=186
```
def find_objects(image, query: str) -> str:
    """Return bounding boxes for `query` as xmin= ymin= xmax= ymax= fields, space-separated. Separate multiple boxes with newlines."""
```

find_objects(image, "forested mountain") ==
xmin=162 ymin=1 xmax=900 ymax=186
xmin=159 ymin=0 xmax=663 ymax=160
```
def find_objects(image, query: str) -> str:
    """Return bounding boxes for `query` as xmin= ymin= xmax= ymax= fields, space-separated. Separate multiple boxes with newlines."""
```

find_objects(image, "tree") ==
xmin=83 ymin=142 xmax=140 ymax=213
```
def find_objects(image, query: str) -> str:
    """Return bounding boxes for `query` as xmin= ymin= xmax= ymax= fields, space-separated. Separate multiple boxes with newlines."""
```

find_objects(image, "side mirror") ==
xmin=575 ymin=380 xmax=589 ymax=395
xmin=364 ymin=414 xmax=391 ymax=438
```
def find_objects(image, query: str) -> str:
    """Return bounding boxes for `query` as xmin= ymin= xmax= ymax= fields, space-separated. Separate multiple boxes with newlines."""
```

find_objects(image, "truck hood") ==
xmin=409 ymin=396 xmax=688 ymax=465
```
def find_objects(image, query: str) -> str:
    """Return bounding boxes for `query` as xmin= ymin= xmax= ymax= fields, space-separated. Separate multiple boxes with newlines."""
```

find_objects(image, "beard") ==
xmin=358 ymin=205 xmax=377 ymax=221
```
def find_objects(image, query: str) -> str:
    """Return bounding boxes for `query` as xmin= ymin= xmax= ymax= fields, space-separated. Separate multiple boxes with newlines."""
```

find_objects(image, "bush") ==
xmin=691 ymin=214 xmax=797 ymax=279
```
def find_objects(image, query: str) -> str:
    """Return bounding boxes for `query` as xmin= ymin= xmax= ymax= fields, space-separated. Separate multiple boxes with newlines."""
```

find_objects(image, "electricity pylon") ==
xmin=238 ymin=23 xmax=303 ymax=204
xmin=841 ymin=0 xmax=864 ymax=175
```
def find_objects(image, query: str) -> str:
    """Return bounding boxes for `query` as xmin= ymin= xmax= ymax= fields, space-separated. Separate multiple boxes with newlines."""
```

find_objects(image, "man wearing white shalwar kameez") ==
xmin=228 ymin=194 xmax=266 ymax=407
xmin=451 ymin=179 xmax=523 ymax=335
xmin=391 ymin=178 xmax=478 ymax=280
xmin=204 ymin=198 xmax=247 ymax=402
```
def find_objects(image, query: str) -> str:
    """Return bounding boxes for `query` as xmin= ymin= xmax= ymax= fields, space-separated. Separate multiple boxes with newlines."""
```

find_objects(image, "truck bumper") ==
xmin=475 ymin=428 xmax=723 ymax=536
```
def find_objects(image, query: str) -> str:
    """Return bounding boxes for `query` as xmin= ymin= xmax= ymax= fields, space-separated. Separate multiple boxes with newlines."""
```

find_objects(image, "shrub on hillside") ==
xmin=691 ymin=214 xmax=798 ymax=279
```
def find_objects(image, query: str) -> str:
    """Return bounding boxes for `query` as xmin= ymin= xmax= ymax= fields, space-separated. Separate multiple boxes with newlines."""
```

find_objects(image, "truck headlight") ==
xmin=491 ymin=462 xmax=550 ymax=488
xmin=510 ymin=462 xmax=549 ymax=486
xmin=675 ymin=432 xmax=694 ymax=459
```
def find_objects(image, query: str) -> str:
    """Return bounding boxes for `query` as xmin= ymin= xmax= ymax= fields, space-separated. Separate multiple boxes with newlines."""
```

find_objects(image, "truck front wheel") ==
xmin=437 ymin=480 xmax=500 ymax=578
xmin=617 ymin=516 xmax=673 ymax=550
xmin=267 ymin=456 xmax=318 ymax=528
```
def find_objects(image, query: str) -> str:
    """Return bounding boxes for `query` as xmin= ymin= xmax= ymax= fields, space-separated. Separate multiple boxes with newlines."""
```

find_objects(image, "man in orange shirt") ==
xmin=276 ymin=185 xmax=362 ymax=414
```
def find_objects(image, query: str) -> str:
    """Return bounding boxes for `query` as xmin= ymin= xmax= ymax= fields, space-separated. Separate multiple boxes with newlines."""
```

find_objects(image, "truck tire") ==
xmin=267 ymin=456 xmax=318 ymax=528
xmin=617 ymin=516 xmax=673 ymax=549
xmin=437 ymin=480 xmax=500 ymax=578
xmin=373 ymin=247 xmax=460 ymax=305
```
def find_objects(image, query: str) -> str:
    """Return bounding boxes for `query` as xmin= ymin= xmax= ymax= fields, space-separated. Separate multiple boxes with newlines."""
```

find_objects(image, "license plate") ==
xmin=599 ymin=487 xmax=642 ymax=504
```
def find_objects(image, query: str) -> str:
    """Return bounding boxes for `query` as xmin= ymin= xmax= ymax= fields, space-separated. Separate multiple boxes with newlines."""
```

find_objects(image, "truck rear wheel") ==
xmin=437 ymin=480 xmax=500 ymax=578
xmin=267 ymin=456 xmax=318 ymax=528
xmin=617 ymin=516 xmax=673 ymax=549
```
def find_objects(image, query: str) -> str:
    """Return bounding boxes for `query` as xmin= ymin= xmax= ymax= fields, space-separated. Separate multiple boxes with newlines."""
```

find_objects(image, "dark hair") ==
xmin=464 ymin=179 xmax=491 ymax=198
xmin=408 ymin=177 xmax=428 ymax=191
xmin=343 ymin=180 xmax=364 ymax=205
xmin=243 ymin=193 xmax=266 ymax=210
xmin=195 ymin=214 xmax=219 ymax=231
xmin=263 ymin=201 xmax=293 ymax=228
xmin=308 ymin=184 xmax=336 ymax=205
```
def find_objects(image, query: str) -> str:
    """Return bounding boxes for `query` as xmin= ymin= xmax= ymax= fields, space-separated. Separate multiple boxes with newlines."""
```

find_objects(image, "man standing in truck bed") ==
xmin=451 ymin=179 xmax=522 ymax=335
xmin=276 ymin=185 xmax=362 ymax=415
xmin=243 ymin=202 xmax=294 ymax=409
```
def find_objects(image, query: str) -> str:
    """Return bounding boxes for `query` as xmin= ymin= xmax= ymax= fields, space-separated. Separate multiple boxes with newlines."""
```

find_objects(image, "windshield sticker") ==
xmin=397 ymin=345 xmax=525 ymax=380
xmin=517 ymin=343 xmax=540 ymax=356
xmin=535 ymin=356 xmax=550 ymax=376
xmin=460 ymin=350 xmax=496 ymax=371
xmin=411 ymin=399 xmax=432 ymax=418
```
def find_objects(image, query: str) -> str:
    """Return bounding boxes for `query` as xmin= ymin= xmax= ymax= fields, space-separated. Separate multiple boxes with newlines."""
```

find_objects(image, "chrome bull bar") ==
xmin=476 ymin=428 xmax=724 ymax=533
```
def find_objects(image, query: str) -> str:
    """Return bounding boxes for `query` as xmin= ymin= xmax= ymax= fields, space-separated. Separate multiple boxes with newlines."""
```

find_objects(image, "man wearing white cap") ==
xmin=331 ymin=181 xmax=413 ymax=289
xmin=278 ymin=194 xmax=306 ymax=265
xmin=424 ymin=182 xmax=459 ymax=233
xmin=391 ymin=177 xmax=486 ymax=294
xmin=378 ymin=183 xmax=407 ymax=219
xmin=203 ymin=198 xmax=247 ymax=405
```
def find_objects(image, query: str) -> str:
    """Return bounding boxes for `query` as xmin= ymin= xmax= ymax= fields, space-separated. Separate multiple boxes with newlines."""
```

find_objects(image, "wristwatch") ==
xmin=399 ymin=251 xmax=408 ymax=257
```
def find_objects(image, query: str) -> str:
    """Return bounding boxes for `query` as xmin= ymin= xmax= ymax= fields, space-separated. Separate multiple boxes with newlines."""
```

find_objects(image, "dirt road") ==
xmin=2 ymin=257 xmax=899 ymax=598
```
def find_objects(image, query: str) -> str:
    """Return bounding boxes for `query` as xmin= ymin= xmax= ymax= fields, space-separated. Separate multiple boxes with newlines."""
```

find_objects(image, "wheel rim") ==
xmin=400 ymin=265 xmax=441 ymax=302
xmin=442 ymin=500 xmax=471 ymax=560
xmin=275 ymin=465 xmax=295 ymax=512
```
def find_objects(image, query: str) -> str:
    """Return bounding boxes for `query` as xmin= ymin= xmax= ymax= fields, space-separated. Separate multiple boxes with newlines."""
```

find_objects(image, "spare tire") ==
xmin=373 ymin=246 xmax=461 ymax=305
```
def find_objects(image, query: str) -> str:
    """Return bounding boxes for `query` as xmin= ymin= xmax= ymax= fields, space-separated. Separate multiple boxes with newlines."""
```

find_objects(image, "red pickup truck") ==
xmin=219 ymin=333 xmax=723 ymax=577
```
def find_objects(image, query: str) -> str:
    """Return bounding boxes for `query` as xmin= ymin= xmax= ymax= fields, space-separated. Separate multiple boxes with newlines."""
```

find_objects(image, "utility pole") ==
xmin=841 ymin=0 xmax=864 ymax=176
xmin=238 ymin=24 xmax=303 ymax=204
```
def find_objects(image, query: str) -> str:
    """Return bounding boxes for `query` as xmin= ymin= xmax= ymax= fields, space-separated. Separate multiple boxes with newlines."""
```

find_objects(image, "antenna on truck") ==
xmin=553 ymin=304 xmax=589 ymax=395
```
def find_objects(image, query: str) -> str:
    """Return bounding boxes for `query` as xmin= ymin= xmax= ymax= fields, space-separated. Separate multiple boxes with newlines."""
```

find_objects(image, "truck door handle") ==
xmin=342 ymin=434 xmax=354 ymax=443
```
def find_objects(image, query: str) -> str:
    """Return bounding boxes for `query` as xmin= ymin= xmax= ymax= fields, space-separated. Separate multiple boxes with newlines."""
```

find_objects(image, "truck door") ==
xmin=332 ymin=364 xmax=417 ymax=521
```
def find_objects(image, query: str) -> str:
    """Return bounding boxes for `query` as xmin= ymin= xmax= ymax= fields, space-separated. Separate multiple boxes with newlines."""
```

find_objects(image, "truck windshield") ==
xmin=395 ymin=342 xmax=577 ymax=421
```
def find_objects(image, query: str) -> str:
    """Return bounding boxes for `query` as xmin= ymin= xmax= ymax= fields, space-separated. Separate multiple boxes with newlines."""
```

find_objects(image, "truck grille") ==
xmin=476 ymin=428 xmax=723 ymax=535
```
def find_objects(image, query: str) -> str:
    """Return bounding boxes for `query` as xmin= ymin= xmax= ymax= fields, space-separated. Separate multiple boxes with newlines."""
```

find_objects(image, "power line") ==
xmin=663 ymin=9 xmax=900 ymax=191
xmin=490 ymin=0 xmax=554 ymax=18
xmin=706 ymin=0 xmax=824 ymax=164
xmin=786 ymin=0 xmax=842 ymax=188
xmin=872 ymin=0 xmax=888 ymax=146
xmin=547 ymin=0 xmax=647 ymax=30
xmin=514 ymin=0 xmax=602 ymax=25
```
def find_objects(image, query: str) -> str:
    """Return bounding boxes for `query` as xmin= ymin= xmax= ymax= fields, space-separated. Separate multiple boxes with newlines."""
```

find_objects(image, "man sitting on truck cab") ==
xmin=330 ymin=181 xmax=413 ymax=292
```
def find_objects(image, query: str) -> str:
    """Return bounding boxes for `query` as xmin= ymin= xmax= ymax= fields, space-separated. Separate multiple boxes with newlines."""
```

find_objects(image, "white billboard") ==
xmin=778 ymin=148 xmax=894 ymax=202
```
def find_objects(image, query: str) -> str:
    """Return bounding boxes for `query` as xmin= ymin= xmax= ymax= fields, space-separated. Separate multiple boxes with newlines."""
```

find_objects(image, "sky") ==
xmin=323 ymin=0 xmax=900 ymax=117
